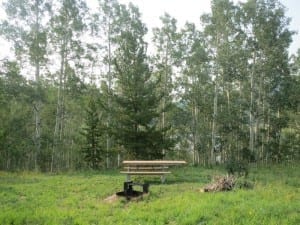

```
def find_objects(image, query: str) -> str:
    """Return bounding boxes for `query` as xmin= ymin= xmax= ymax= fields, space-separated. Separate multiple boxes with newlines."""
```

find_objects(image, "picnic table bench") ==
xmin=120 ymin=160 xmax=186 ymax=183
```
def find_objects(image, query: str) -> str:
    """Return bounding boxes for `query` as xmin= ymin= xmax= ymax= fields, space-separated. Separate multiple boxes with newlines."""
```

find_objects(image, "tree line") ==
xmin=0 ymin=0 xmax=299 ymax=171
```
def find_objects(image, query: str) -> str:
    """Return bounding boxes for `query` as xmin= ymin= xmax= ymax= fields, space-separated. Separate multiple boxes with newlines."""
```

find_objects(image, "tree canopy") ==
xmin=0 ymin=0 xmax=299 ymax=171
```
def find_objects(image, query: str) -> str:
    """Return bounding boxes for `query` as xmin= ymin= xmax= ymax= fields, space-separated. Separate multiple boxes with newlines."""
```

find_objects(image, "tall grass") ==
xmin=0 ymin=165 xmax=299 ymax=225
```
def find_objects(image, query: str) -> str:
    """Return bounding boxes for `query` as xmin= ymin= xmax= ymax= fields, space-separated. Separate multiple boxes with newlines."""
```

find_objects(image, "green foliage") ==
xmin=112 ymin=4 xmax=172 ymax=160
xmin=152 ymin=13 xmax=182 ymax=158
xmin=280 ymin=126 xmax=300 ymax=161
xmin=81 ymin=97 xmax=105 ymax=169
xmin=225 ymin=160 xmax=249 ymax=177
xmin=0 ymin=61 xmax=35 ymax=170
xmin=177 ymin=22 xmax=212 ymax=164
xmin=235 ymin=177 xmax=254 ymax=189
xmin=0 ymin=0 xmax=299 ymax=171
xmin=1 ymin=0 xmax=51 ymax=65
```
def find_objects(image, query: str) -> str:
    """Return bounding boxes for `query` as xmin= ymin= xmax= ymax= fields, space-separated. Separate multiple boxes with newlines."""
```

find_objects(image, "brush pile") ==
xmin=203 ymin=175 xmax=236 ymax=192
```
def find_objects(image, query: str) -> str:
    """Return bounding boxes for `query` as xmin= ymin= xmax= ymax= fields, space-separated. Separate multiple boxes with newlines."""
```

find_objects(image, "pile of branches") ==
xmin=203 ymin=175 xmax=236 ymax=192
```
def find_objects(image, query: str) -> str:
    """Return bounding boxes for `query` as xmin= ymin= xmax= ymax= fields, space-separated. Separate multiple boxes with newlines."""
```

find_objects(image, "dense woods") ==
xmin=0 ymin=0 xmax=299 ymax=171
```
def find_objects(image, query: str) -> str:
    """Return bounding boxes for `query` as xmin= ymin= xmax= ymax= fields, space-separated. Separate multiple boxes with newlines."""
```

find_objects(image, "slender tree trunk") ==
xmin=249 ymin=52 xmax=256 ymax=158
xmin=192 ymin=104 xmax=197 ymax=165
xmin=238 ymin=81 xmax=243 ymax=160
xmin=266 ymin=107 xmax=271 ymax=164
xmin=106 ymin=21 xmax=112 ymax=169
xmin=51 ymin=38 xmax=66 ymax=172
xmin=262 ymin=96 xmax=266 ymax=164
xmin=34 ymin=63 xmax=41 ymax=170
xmin=211 ymin=79 xmax=218 ymax=165
xmin=161 ymin=42 xmax=169 ymax=159
xmin=33 ymin=0 xmax=41 ymax=171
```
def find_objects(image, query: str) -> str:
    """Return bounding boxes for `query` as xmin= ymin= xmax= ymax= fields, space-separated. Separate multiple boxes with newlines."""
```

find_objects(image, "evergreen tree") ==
xmin=113 ymin=4 xmax=171 ymax=159
xmin=82 ymin=97 xmax=104 ymax=169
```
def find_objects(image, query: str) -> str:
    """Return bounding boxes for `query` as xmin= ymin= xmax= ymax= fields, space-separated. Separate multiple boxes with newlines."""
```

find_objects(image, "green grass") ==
xmin=0 ymin=165 xmax=299 ymax=225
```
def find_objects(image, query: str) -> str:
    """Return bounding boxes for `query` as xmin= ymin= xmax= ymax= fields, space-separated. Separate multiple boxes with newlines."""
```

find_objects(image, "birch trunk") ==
xmin=211 ymin=79 xmax=218 ymax=165
xmin=249 ymin=52 xmax=256 ymax=159
xmin=33 ymin=0 xmax=41 ymax=170
xmin=106 ymin=21 xmax=112 ymax=169
xmin=51 ymin=38 xmax=66 ymax=172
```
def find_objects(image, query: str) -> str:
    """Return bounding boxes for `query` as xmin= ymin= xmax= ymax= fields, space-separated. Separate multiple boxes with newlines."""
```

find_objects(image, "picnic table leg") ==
xmin=161 ymin=175 xmax=166 ymax=183
xmin=126 ymin=174 xmax=131 ymax=182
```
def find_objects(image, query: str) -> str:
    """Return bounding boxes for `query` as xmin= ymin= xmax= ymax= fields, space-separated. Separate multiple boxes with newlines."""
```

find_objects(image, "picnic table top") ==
xmin=122 ymin=160 xmax=186 ymax=166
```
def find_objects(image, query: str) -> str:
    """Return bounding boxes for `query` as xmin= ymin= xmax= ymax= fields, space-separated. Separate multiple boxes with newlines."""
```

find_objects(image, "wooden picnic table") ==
xmin=122 ymin=160 xmax=186 ymax=166
xmin=121 ymin=160 xmax=186 ymax=183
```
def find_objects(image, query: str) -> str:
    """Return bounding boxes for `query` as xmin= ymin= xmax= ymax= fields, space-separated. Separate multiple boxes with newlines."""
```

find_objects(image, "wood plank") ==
xmin=120 ymin=171 xmax=171 ymax=175
xmin=123 ymin=166 xmax=169 ymax=170
xmin=122 ymin=160 xmax=186 ymax=166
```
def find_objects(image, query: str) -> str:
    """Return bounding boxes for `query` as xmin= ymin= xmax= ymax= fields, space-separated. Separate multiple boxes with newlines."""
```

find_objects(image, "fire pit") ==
xmin=116 ymin=181 xmax=149 ymax=200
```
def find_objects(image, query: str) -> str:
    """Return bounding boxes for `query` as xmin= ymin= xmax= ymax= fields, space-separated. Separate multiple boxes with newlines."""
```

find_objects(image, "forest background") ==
xmin=0 ymin=0 xmax=299 ymax=171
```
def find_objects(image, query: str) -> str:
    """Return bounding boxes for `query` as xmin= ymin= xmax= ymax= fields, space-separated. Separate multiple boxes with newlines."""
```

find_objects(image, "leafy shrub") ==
xmin=225 ymin=160 xmax=249 ymax=177
xmin=235 ymin=178 xmax=254 ymax=189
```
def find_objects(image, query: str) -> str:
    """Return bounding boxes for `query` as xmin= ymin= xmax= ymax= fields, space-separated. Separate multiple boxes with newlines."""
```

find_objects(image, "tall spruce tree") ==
xmin=82 ymin=96 xmax=104 ymax=169
xmin=113 ymin=4 xmax=171 ymax=160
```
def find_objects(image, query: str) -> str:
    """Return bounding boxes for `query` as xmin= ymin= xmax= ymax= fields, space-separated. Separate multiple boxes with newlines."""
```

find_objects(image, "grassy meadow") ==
xmin=0 ymin=164 xmax=299 ymax=225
